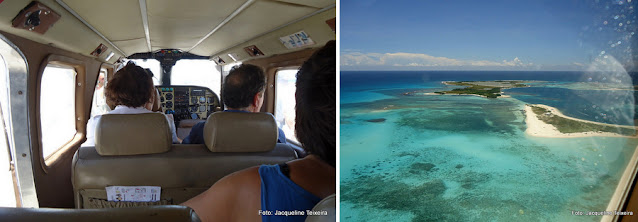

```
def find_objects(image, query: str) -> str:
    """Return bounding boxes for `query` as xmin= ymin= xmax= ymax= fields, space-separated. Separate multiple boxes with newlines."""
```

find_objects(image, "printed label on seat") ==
xmin=105 ymin=186 xmax=161 ymax=202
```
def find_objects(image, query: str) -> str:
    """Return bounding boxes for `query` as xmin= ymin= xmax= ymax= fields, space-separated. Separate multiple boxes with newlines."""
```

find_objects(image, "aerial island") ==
xmin=402 ymin=80 xmax=532 ymax=98
xmin=433 ymin=80 xmax=530 ymax=98
xmin=397 ymin=80 xmax=638 ymax=137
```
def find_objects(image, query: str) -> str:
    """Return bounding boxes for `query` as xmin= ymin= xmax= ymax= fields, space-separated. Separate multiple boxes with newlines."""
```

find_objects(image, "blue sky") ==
xmin=341 ymin=0 xmax=637 ymax=71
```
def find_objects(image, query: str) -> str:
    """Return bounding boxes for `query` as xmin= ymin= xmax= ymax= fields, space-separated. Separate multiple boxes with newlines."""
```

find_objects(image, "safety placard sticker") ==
xmin=279 ymin=31 xmax=315 ymax=49
xmin=106 ymin=186 xmax=161 ymax=202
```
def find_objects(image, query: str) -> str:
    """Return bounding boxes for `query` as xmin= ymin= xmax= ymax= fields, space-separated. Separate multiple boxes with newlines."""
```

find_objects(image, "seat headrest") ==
xmin=305 ymin=194 xmax=336 ymax=222
xmin=95 ymin=113 xmax=171 ymax=156
xmin=203 ymin=112 xmax=277 ymax=152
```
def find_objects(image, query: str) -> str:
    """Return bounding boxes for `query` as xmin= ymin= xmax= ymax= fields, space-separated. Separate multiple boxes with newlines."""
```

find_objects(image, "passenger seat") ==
xmin=73 ymin=112 xmax=297 ymax=208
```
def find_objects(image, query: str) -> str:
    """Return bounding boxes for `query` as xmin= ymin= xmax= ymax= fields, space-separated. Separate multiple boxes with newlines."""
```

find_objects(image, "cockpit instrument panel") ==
xmin=156 ymin=86 xmax=221 ymax=125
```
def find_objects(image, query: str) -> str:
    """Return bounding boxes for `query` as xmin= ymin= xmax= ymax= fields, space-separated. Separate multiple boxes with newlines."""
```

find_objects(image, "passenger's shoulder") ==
xmin=194 ymin=166 xmax=261 ymax=202
xmin=228 ymin=166 xmax=262 ymax=208
xmin=219 ymin=166 xmax=261 ymax=190
xmin=214 ymin=166 xmax=262 ymax=206
xmin=190 ymin=166 xmax=261 ymax=221
xmin=86 ymin=115 xmax=102 ymax=127
xmin=194 ymin=121 xmax=206 ymax=128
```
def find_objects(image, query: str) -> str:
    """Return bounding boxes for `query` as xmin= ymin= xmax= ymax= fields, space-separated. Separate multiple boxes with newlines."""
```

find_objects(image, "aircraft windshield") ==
xmin=171 ymin=59 xmax=221 ymax=95
xmin=130 ymin=59 xmax=161 ymax=85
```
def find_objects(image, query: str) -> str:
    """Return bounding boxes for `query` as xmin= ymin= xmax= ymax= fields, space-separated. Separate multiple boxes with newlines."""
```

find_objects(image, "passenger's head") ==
xmin=295 ymin=40 xmax=336 ymax=167
xmin=142 ymin=69 xmax=161 ymax=111
xmin=96 ymin=73 xmax=105 ymax=89
xmin=222 ymin=64 xmax=266 ymax=112
xmin=105 ymin=62 xmax=154 ymax=108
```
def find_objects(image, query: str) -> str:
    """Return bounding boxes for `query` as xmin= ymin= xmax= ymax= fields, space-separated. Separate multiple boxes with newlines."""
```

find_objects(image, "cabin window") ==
xmin=40 ymin=64 xmax=77 ymax=159
xmin=90 ymin=68 xmax=110 ymax=118
xmin=130 ymin=59 xmax=161 ymax=85
xmin=275 ymin=69 xmax=299 ymax=144
xmin=171 ymin=59 xmax=221 ymax=95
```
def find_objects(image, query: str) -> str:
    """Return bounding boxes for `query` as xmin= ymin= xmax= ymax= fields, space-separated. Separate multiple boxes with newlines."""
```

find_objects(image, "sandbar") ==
xmin=524 ymin=104 xmax=637 ymax=138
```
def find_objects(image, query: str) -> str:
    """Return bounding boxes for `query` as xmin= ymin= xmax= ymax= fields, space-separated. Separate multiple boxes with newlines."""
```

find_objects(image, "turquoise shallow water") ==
xmin=340 ymin=71 xmax=638 ymax=221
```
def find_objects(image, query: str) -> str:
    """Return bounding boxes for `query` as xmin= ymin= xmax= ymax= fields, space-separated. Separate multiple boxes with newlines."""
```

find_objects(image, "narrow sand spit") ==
xmin=524 ymin=104 xmax=638 ymax=138
xmin=424 ymin=92 xmax=511 ymax=98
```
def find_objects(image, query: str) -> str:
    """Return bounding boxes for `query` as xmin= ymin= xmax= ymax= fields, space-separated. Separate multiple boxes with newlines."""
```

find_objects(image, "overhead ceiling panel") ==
xmin=214 ymin=8 xmax=335 ymax=63
xmin=61 ymin=0 xmax=145 ymax=55
xmin=111 ymin=39 xmax=149 ymax=58
xmin=190 ymin=0 xmax=316 ymax=56
xmin=147 ymin=0 xmax=246 ymax=52
xmin=271 ymin=0 xmax=334 ymax=9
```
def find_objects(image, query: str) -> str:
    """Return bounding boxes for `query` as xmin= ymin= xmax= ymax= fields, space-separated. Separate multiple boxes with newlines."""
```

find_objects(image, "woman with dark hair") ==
xmin=182 ymin=40 xmax=336 ymax=222
xmin=83 ymin=62 xmax=179 ymax=146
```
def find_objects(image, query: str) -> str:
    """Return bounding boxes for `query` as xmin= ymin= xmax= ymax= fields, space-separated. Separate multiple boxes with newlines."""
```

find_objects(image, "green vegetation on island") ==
xmin=530 ymin=106 xmax=636 ymax=136
xmin=434 ymin=81 xmax=530 ymax=98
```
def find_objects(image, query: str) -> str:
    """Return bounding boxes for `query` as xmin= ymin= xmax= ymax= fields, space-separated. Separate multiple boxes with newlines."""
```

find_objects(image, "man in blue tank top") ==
xmin=182 ymin=40 xmax=335 ymax=222
xmin=182 ymin=64 xmax=286 ymax=144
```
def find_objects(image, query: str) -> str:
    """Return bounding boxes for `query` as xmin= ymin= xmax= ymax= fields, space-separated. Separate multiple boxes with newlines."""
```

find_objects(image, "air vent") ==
xmin=91 ymin=44 xmax=108 ymax=57
xmin=11 ymin=1 xmax=60 ymax=34
xmin=212 ymin=56 xmax=225 ymax=65
xmin=244 ymin=45 xmax=264 ymax=57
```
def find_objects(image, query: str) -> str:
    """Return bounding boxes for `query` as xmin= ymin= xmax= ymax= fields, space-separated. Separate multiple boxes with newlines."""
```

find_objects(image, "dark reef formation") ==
xmin=366 ymin=118 xmax=387 ymax=123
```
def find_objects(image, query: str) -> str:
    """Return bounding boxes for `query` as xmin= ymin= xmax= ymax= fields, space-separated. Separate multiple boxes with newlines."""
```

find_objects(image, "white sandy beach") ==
xmin=524 ymin=104 xmax=638 ymax=138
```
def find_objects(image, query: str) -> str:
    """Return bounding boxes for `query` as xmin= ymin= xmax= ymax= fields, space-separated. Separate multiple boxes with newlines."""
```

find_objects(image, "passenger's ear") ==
xmin=252 ymin=93 xmax=260 ymax=107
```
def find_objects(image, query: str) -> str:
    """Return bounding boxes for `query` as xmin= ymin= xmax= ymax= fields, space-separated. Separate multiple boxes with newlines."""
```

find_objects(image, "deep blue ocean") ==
xmin=340 ymin=71 xmax=638 ymax=222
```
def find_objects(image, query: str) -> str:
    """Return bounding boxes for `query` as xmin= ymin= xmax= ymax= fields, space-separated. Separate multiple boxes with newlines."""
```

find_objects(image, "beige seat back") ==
xmin=95 ymin=113 xmax=171 ymax=156
xmin=0 ymin=205 xmax=200 ymax=222
xmin=305 ymin=194 xmax=336 ymax=222
xmin=204 ymin=111 xmax=278 ymax=152
xmin=73 ymin=112 xmax=297 ymax=208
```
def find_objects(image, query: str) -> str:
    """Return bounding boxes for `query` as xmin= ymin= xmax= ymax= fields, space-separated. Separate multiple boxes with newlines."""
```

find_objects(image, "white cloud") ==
xmin=341 ymin=52 xmax=533 ymax=68
xmin=340 ymin=52 xmax=384 ymax=66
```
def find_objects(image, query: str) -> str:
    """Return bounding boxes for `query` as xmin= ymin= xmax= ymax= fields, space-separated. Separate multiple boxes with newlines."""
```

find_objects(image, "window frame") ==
xmin=0 ymin=36 xmax=21 ymax=208
xmin=37 ymin=55 xmax=86 ymax=169
xmin=609 ymin=146 xmax=638 ymax=220
xmin=273 ymin=67 xmax=301 ymax=146
xmin=0 ymin=33 xmax=38 ymax=207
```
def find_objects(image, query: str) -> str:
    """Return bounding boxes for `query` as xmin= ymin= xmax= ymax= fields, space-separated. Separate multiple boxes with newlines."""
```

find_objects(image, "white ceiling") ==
xmin=60 ymin=0 xmax=335 ymax=57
